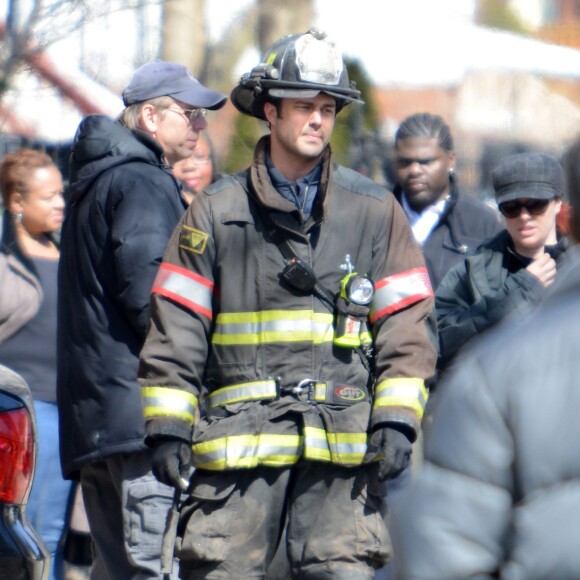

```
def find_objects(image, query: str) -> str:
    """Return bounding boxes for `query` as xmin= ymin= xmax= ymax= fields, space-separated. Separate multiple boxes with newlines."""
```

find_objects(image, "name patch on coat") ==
xmin=179 ymin=225 xmax=208 ymax=255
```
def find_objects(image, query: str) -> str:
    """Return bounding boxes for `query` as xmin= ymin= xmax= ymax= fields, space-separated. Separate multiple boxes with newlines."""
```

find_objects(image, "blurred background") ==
xmin=0 ymin=0 xmax=579 ymax=200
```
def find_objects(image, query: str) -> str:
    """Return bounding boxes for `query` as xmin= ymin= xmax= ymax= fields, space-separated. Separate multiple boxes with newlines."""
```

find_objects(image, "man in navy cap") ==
xmin=435 ymin=151 xmax=569 ymax=369
xmin=57 ymin=62 xmax=226 ymax=579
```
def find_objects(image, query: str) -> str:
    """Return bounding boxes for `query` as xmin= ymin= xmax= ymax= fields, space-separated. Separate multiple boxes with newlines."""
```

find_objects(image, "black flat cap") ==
xmin=493 ymin=152 xmax=564 ymax=205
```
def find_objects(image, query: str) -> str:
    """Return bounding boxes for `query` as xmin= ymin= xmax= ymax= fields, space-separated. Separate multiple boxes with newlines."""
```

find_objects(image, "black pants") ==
xmin=177 ymin=462 xmax=391 ymax=579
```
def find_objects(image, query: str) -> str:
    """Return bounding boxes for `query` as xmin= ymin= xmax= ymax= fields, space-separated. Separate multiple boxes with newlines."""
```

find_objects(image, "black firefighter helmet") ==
xmin=231 ymin=28 xmax=364 ymax=120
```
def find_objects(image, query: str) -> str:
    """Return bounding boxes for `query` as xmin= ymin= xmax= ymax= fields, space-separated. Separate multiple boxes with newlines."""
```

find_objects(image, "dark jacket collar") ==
xmin=248 ymin=136 xmax=333 ymax=234
xmin=68 ymin=115 xmax=168 ymax=205
xmin=484 ymin=229 xmax=571 ymax=272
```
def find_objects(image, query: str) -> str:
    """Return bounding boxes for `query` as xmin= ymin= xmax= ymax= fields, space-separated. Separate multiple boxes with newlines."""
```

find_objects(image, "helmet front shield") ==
xmin=231 ymin=29 xmax=364 ymax=120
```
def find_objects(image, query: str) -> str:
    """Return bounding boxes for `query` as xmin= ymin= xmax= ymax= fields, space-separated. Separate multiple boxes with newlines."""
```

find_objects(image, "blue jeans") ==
xmin=27 ymin=400 xmax=74 ymax=580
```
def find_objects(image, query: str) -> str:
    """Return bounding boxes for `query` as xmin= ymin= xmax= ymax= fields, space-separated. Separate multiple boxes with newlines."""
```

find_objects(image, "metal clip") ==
xmin=291 ymin=379 xmax=317 ymax=403
xmin=340 ymin=254 xmax=353 ymax=274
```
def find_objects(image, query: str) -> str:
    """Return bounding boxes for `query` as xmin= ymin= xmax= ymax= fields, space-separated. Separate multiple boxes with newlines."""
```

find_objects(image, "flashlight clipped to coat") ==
xmin=334 ymin=255 xmax=375 ymax=350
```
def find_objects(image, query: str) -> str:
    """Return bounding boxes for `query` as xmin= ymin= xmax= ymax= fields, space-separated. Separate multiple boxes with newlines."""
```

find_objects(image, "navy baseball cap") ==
xmin=493 ymin=152 xmax=564 ymax=205
xmin=122 ymin=61 xmax=227 ymax=110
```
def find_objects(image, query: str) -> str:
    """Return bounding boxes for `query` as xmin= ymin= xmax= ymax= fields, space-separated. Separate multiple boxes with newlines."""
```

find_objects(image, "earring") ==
xmin=448 ymin=167 xmax=455 ymax=178
xmin=15 ymin=212 xmax=23 ymax=224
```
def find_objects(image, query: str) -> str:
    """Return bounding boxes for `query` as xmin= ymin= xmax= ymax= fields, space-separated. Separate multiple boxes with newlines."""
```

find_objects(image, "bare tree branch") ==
xmin=0 ymin=0 xmax=164 ymax=98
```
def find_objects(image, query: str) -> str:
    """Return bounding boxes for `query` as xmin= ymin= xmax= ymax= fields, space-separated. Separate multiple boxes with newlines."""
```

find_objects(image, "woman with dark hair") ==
xmin=0 ymin=149 xmax=71 ymax=580
xmin=436 ymin=152 xmax=569 ymax=369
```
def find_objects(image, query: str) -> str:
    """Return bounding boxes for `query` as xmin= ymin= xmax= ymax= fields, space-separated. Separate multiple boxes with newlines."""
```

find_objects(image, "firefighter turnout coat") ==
xmin=139 ymin=137 xmax=436 ymax=470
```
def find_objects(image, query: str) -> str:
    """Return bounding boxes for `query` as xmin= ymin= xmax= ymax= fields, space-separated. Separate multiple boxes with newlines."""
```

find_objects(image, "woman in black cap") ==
xmin=435 ymin=151 xmax=569 ymax=369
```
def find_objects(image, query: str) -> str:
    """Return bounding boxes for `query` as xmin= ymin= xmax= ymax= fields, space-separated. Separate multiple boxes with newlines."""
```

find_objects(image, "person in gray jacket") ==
xmin=390 ymin=136 xmax=580 ymax=579
xmin=435 ymin=151 xmax=569 ymax=369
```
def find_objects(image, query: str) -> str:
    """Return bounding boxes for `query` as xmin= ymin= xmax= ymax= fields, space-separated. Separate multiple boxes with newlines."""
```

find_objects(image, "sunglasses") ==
xmin=158 ymin=106 xmax=208 ymax=122
xmin=498 ymin=198 xmax=552 ymax=219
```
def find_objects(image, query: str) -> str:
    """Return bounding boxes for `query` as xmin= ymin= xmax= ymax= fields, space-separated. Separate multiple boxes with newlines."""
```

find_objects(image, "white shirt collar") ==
xmin=401 ymin=194 xmax=448 ymax=244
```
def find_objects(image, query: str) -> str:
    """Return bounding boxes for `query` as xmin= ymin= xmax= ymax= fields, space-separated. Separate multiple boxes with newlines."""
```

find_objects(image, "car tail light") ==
xmin=0 ymin=408 xmax=34 ymax=504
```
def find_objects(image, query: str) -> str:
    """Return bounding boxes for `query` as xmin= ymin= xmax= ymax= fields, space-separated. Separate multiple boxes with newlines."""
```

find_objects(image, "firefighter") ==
xmin=139 ymin=29 xmax=436 ymax=580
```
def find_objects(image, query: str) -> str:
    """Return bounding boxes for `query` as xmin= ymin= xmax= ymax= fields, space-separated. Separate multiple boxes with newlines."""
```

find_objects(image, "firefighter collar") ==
xmin=266 ymin=149 xmax=322 ymax=221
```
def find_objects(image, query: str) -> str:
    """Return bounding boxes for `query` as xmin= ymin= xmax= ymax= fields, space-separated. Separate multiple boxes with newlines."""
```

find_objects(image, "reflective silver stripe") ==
xmin=374 ymin=382 xmax=427 ymax=407
xmin=152 ymin=263 xmax=213 ymax=318
xmin=373 ymin=378 xmax=428 ymax=419
xmin=303 ymin=427 xmax=331 ymax=461
xmin=304 ymin=427 xmax=331 ymax=450
xmin=329 ymin=440 xmax=367 ymax=457
xmin=212 ymin=311 xmax=334 ymax=345
xmin=141 ymin=386 xmax=197 ymax=422
xmin=216 ymin=319 xmax=331 ymax=335
xmin=192 ymin=434 xmax=302 ymax=470
xmin=370 ymin=267 xmax=432 ymax=321
xmin=206 ymin=380 xmax=278 ymax=408
xmin=304 ymin=428 xmax=367 ymax=465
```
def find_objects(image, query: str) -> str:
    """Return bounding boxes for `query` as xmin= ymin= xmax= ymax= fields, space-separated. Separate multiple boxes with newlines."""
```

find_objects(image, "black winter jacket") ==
xmin=57 ymin=115 xmax=186 ymax=479
xmin=392 ymin=244 xmax=580 ymax=579
xmin=394 ymin=180 xmax=501 ymax=289
xmin=435 ymin=229 xmax=569 ymax=368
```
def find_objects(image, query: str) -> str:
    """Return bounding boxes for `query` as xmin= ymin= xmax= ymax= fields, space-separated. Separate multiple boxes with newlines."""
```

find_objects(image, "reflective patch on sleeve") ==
xmin=179 ymin=225 xmax=208 ymax=255
xmin=370 ymin=267 xmax=433 ymax=322
xmin=152 ymin=263 xmax=213 ymax=319
xmin=373 ymin=377 xmax=428 ymax=420
xmin=142 ymin=386 xmax=198 ymax=423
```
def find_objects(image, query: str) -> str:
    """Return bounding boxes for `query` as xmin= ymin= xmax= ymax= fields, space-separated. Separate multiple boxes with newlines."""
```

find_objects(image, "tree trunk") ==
xmin=162 ymin=0 xmax=207 ymax=78
xmin=257 ymin=0 xmax=314 ymax=53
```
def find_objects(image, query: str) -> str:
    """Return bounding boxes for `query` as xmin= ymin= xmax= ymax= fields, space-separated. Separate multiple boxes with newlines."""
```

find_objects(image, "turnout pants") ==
xmin=177 ymin=461 xmax=391 ymax=580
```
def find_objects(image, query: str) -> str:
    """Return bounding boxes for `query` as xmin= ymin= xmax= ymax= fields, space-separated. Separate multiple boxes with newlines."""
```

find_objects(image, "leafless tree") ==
xmin=0 ymin=0 xmax=162 ymax=98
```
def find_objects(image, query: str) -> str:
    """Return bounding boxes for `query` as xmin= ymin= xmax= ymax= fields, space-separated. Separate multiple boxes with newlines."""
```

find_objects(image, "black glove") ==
xmin=151 ymin=439 xmax=192 ymax=490
xmin=365 ymin=427 xmax=413 ymax=481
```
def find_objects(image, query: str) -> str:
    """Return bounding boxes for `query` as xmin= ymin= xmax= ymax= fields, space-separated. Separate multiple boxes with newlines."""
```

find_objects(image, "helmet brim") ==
xmin=231 ymin=83 xmax=363 ymax=121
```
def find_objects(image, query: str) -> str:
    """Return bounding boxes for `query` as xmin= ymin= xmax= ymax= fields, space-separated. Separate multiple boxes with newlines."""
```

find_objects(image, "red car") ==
xmin=0 ymin=364 xmax=49 ymax=580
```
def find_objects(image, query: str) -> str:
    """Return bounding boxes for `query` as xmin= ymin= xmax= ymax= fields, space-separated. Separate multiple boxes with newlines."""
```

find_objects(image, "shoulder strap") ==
xmin=232 ymin=170 xmax=336 ymax=310
xmin=232 ymin=168 xmax=373 ymax=372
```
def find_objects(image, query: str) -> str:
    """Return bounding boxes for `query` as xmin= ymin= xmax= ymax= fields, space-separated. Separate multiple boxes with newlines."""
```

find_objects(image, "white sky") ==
xmin=207 ymin=0 xmax=580 ymax=87
xmin=206 ymin=0 xmax=479 ymax=86
xmin=206 ymin=0 xmax=477 ymax=41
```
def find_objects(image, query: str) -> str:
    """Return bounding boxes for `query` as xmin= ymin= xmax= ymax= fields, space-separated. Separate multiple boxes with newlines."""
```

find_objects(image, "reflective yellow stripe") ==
xmin=304 ymin=426 xmax=331 ymax=461
xmin=191 ymin=427 xmax=369 ymax=470
xmin=212 ymin=310 xmax=334 ymax=345
xmin=142 ymin=386 xmax=198 ymax=423
xmin=206 ymin=380 xmax=278 ymax=408
xmin=373 ymin=377 xmax=428 ymax=419
xmin=312 ymin=383 xmax=328 ymax=402
xmin=360 ymin=329 xmax=372 ymax=345
xmin=192 ymin=434 xmax=302 ymax=470
xmin=370 ymin=267 xmax=432 ymax=322
xmin=304 ymin=427 xmax=366 ymax=465
xmin=328 ymin=432 xmax=367 ymax=465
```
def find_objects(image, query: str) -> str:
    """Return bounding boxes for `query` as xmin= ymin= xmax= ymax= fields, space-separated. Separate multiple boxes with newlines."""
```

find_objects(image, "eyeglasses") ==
xmin=158 ymin=106 xmax=208 ymax=122
xmin=191 ymin=156 xmax=211 ymax=166
xmin=498 ymin=198 xmax=552 ymax=219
